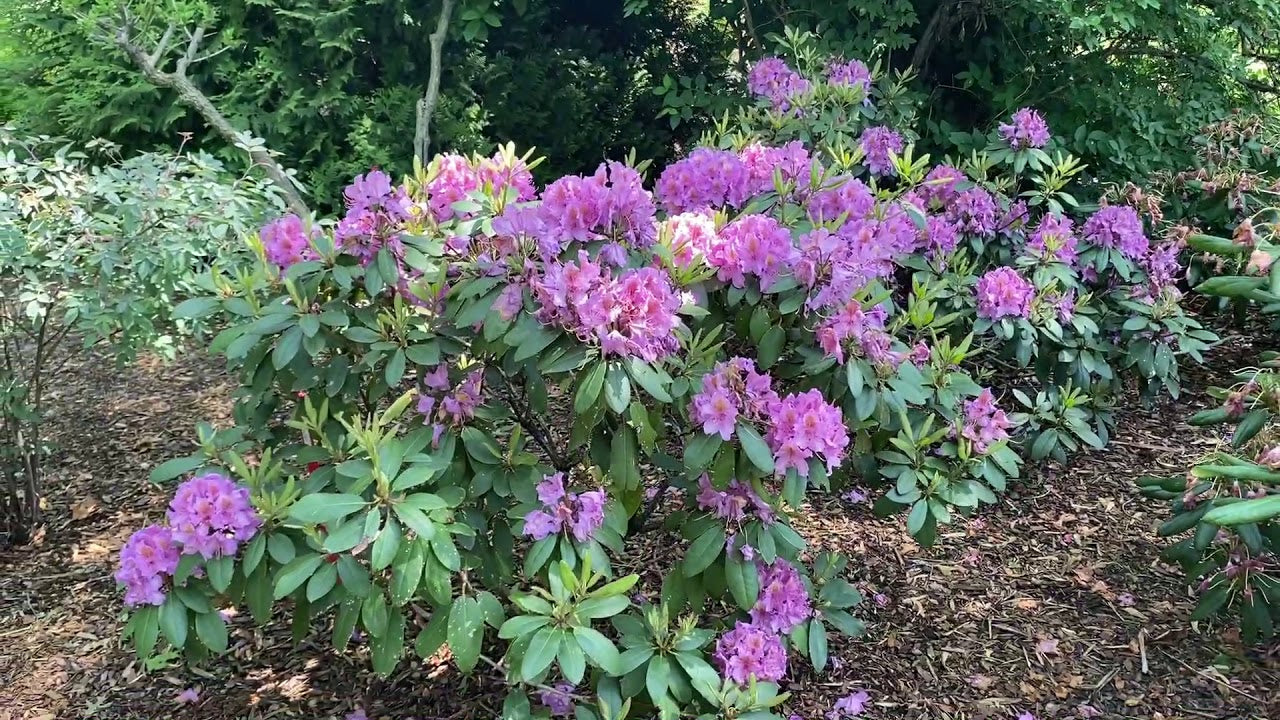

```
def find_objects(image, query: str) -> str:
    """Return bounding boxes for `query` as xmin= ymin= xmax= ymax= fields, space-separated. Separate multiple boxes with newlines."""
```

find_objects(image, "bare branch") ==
xmin=414 ymin=0 xmax=456 ymax=163
xmin=175 ymin=25 xmax=205 ymax=77
xmin=149 ymin=23 xmax=176 ymax=68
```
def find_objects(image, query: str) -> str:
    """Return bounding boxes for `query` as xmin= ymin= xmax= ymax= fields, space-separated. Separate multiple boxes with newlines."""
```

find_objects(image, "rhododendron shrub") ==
xmin=126 ymin=144 xmax=865 ymax=718
xmin=1139 ymin=216 xmax=1280 ymax=643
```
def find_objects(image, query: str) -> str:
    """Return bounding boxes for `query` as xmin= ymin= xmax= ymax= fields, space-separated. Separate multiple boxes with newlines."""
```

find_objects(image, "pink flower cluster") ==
xmin=690 ymin=357 xmax=780 ymax=439
xmin=1083 ymin=205 xmax=1150 ymax=260
xmin=750 ymin=559 xmax=812 ymax=633
xmin=975 ymin=267 xmax=1034 ymax=320
xmin=696 ymin=474 xmax=774 ymax=524
xmin=740 ymin=141 xmax=813 ymax=198
xmin=416 ymin=367 xmax=484 ymax=442
xmin=815 ymin=298 xmax=898 ymax=367
xmin=858 ymin=126 xmax=904 ymax=177
xmin=998 ymin=107 xmax=1051 ymax=149
xmin=748 ymin=57 xmax=811 ymax=111
xmin=530 ymin=251 xmax=683 ymax=361
xmin=335 ymin=169 xmax=413 ymax=263
xmin=1027 ymin=214 xmax=1078 ymax=266
xmin=116 ymin=525 xmax=181 ymax=607
xmin=522 ymin=472 xmax=606 ymax=542
xmin=797 ymin=213 xmax=914 ymax=309
xmin=826 ymin=59 xmax=872 ymax=98
xmin=958 ymin=389 xmax=1012 ymax=453
xmin=714 ymin=621 xmax=788 ymax=685
xmin=661 ymin=211 xmax=719 ymax=268
xmin=537 ymin=162 xmax=656 ymax=252
xmin=768 ymin=389 xmax=850 ymax=477
xmin=707 ymin=214 xmax=799 ymax=290
xmin=168 ymin=472 xmax=262 ymax=559
xmin=260 ymin=214 xmax=316 ymax=269
xmin=424 ymin=152 xmax=536 ymax=224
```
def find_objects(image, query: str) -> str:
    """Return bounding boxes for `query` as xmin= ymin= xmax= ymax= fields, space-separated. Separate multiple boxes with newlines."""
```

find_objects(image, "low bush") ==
xmin=0 ymin=128 xmax=282 ymax=542
xmin=119 ymin=46 xmax=1217 ymax=716
xmin=1139 ymin=215 xmax=1280 ymax=643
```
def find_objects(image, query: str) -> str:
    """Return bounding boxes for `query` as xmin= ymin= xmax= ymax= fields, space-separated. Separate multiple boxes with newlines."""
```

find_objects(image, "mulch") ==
xmin=1 ymin=327 xmax=1278 ymax=720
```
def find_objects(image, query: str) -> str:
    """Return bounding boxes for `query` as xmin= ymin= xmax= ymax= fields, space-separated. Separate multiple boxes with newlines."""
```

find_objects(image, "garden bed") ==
xmin=1 ymin=328 xmax=1277 ymax=720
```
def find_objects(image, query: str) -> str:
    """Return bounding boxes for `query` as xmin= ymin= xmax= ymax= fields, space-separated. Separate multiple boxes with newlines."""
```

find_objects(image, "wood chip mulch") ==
xmin=2 ymin=328 xmax=1278 ymax=720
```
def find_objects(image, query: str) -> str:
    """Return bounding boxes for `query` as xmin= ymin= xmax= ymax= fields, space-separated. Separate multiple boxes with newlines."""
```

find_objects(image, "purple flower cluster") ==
xmin=1083 ymin=206 xmax=1149 ymax=260
xmin=919 ymin=165 xmax=967 ymax=208
xmin=975 ymin=267 xmax=1034 ymax=320
xmin=537 ymin=162 xmax=656 ymax=251
xmin=797 ymin=212 xmax=915 ymax=309
xmin=750 ymin=559 xmax=812 ymax=633
xmin=416 ymin=367 xmax=484 ymax=443
xmin=714 ymin=621 xmax=788 ymax=685
xmin=948 ymin=187 xmax=999 ymax=236
xmin=1143 ymin=241 xmax=1183 ymax=293
xmin=858 ymin=126 xmax=904 ymax=177
xmin=335 ymin=170 xmax=413 ymax=263
xmin=826 ymin=59 xmax=873 ymax=98
xmin=766 ymin=389 xmax=850 ymax=477
xmin=538 ymin=682 xmax=575 ymax=716
xmin=998 ymin=108 xmax=1051 ymax=150
xmin=116 ymin=525 xmax=180 ymax=607
xmin=531 ymin=251 xmax=683 ymax=361
xmin=805 ymin=176 xmax=874 ymax=228
xmin=522 ymin=472 xmax=606 ymax=542
xmin=1027 ymin=214 xmax=1078 ymax=266
xmin=696 ymin=474 xmax=774 ymax=524
xmin=260 ymin=214 xmax=316 ymax=269
xmin=116 ymin=473 xmax=260 ymax=607
xmin=748 ymin=57 xmax=811 ymax=111
xmin=655 ymin=148 xmax=751 ymax=213
xmin=708 ymin=214 xmax=799 ymax=290
xmin=959 ymin=389 xmax=1012 ymax=453
xmin=689 ymin=357 xmax=780 ymax=440
xmin=167 ymin=472 xmax=262 ymax=560
xmin=921 ymin=215 xmax=961 ymax=258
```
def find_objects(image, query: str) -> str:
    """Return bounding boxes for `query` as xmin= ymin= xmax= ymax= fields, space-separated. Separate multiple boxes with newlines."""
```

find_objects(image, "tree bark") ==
xmin=111 ymin=20 xmax=310 ymax=217
xmin=414 ymin=0 xmax=456 ymax=164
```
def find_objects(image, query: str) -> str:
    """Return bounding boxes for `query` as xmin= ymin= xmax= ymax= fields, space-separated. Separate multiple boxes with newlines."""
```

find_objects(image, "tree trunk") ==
xmin=414 ymin=0 xmax=456 ymax=164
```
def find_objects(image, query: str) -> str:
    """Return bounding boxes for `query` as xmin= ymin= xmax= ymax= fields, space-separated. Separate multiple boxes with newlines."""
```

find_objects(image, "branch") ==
xmin=414 ymin=0 xmax=456 ymax=163
xmin=106 ymin=12 xmax=310 ymax=217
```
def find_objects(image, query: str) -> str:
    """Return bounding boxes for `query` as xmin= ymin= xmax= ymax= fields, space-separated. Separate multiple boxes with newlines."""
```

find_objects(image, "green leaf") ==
xmin=173 ymin=297 xmax=220 ymax=319
xmin=363 ymin=592 xmax=390 ymax=637
xmin=385 ymin=349 xmax=406 ymax=386
xmin=808 ymin=617 xmax=828 ymax=672
xmin=415 ymin=606 xmax=451 ymax=659
xmin=307 ymin=561 xmax=338 ymax=602
xmin=558 ymin=636 xmax=586 ymax=683
xmin=159 ymin=595 xmax=188 ymax=649
xmin=572 ymin=626 xmax=621 ymax=674
xmin=499 ymin=614 xmax=550 ymax=640
xmin=394 ymin=504 xmax=437 ymax=540
xmin=906 ymin=500 xmax=929 ymax=535
xmin=322 ymin=517 xmax=366 ymax=553
xmin=576 ymin=595 xmax=629 ymax=619
xmin=1203 ymin=496 xmax=1280 ymax=526
xmin=627 ymin=358 xmax=672 ymax=402
xmin=431 ymin=533 xmax=461 ymax=571
xmin=684 ymin=432 xmax=722 ymax=473
xmin=195 ymin=611 xmax=228 ymax=653
xmin=391 ymin=540 xmax=425 ymax=605
xmin=521 ymin=627 xmax=561 ymax=681
xmin=273 ymin=325 xmax=303 ymax=369
xmin=448 ymin=596 xmax=485 ymax=673
xmin=371 ymin=610 xmax=405 ymax=676
xmin=149 ymin=455 xmax=204 ymax=484
xmin=736 ymin=423 xmax=775 ymax=475
xmin=461 ymin=427 xmax=503 ymax=465
xmin=206 ymin=555 xmax=233 ymax=593
xmin=371 ymin=516 xmax=402 ymax=571
xmin=604 ymin=364 xmax=632 ymax=414
xmin=683 ymin=525 xmax=726 ymax=577
xmin=725 ymin=554 xmax=760 ymax=610
xmin=574 ymin=361 xmax=607 ymax=413
xmin=646 ymin=654 xmax=671 ymax=704
xmin=288 ymin=493 xmax=367 ymax=524
xmin=332 ymin=597 xmax=361 ymax=652
xmin=273 ymin=554 xmax=324 ymax=599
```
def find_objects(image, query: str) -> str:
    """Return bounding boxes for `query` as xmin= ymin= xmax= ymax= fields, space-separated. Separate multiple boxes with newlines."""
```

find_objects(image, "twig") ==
xmin=1159 ymin=648 xmax=1264 ymax=702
